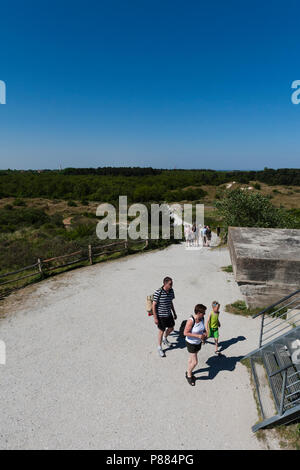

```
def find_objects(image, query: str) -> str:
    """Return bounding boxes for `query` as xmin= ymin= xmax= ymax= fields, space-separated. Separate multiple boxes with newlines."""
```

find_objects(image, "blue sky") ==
xmin=0 ymin=0 xmax=299 ymax=170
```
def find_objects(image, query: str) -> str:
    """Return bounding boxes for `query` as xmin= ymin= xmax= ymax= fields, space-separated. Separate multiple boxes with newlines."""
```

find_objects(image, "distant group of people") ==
xmin=152 ymin=276 xmax=221 ymax=386
xmin=184 ymin=224 xmax=212 ymax=247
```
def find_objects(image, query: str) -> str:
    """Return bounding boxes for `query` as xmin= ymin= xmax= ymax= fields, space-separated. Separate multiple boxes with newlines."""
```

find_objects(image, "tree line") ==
xmin=0 ymin=167 xmax=299 ymax=203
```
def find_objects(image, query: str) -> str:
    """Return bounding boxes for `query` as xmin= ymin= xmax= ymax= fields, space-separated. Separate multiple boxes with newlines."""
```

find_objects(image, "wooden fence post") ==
xmin=88 ymin=244 xmax=93 ymax=265
xmin=37 ymin=258 xmax=43 ymax=278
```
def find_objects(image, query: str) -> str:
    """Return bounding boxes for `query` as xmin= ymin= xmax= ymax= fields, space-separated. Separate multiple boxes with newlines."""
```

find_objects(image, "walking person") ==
xmin=187 ymin=225 xmax=193 ymax=247
xmin=196 ymin=224 xmax=202 ymax=246
xmin=206 ymin=225 xmax=212 ymax=247
xmin=206 ymin=301 xmax=221 ymax=355
xmin=200 ymin=225 xmax=207 ymax=247
xmin=152 ymin=276 xmax=177 ymax=358
xmin=185 ymin=225 xmax=190 ymax=247
xmin=184 ymin=224 xmax=189 ymax=245
xmin=192 ymin=223 xmax=197 ymax=247
xmin=183 ymin=304 xmax=207 ymax=385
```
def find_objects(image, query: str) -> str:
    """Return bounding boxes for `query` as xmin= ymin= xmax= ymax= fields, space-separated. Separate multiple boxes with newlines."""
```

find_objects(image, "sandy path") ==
xmin=0 ymin=237 xmax=277 ymax=449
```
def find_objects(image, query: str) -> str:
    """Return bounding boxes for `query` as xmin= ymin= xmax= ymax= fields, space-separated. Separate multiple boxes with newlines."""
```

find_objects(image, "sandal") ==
xmin=185 ymin=371 xmax=195 ymax=386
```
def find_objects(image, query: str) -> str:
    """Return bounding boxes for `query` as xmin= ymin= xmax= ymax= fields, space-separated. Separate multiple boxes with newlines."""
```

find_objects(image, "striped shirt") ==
xmin=153 ymin=287 xmax=175 ymax=318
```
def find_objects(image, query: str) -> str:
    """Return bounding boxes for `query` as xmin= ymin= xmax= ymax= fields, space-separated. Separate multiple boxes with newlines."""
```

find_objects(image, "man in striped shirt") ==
xmin=152 ymin=276 xmax=177 ymax=357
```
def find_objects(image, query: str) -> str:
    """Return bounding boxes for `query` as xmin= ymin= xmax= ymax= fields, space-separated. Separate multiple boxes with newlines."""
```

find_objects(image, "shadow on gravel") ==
xmin=193 ymin=354 xmax=244 ymax=381
xmin=163 ymin=330 xmax=186 ymax=351
xmin=164 ymin=332 xmax=246 ymax=355
xmin=218 ymin=335 xmax=246 ymax=353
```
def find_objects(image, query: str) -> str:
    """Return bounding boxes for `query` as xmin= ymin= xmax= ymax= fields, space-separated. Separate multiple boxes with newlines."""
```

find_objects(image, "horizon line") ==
xmin=1 ymin=166 xmax=299 ymax=172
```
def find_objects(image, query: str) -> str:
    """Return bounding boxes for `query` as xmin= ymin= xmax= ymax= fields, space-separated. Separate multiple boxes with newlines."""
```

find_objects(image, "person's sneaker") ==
xmin=158 ymin=347 xmax=166 ymax=357
xmin=162 ymin=337 xmax=172 ymax=346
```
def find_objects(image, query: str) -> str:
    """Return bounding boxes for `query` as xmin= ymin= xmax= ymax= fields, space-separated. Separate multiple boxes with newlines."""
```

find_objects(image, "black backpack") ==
xmin=179 ymin=316 xmax=195 ymax=338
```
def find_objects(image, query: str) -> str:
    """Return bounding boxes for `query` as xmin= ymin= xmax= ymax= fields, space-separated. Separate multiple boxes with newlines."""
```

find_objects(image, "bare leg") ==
xmin=158 ymin=329 xmax=164 ymax=347
xmin=164 ymin=326 xmax=174 ymax=339
xmin=187 ymin=352 xmax=198 ymax=377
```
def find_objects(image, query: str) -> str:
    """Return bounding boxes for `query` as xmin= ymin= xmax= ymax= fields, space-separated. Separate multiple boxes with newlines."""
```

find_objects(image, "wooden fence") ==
xmin=0 ymin=239 xmax=148 ymax=300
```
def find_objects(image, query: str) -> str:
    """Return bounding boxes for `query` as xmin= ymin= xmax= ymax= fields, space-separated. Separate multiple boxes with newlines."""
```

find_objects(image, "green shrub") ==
xmin=83 ymin=211 xmax=97 ymax=219
xmin=231 ymin=300 xmax=247 ymax=310
xmin=13 ymin=198 xmax=27 ymax=206
xmin=164 ymin=187 xmax=207 ymax=202
xmin=67 ymin=200 xmax=77 ymax=207
xmin=65 ymin=223 xmax=96 ymax=240
xmin=41 ymin=223 xmax=57 ymax=230
xmin=0 ymin=207 xmax=50 ymax=230
xmin=49 ymin=213 xmax=64 ymax=227
xmin=225 ymin=300 xmax=261 ymax=316
xmin=215 ymin=189 xmax=293 ymax=232
xmin=222 ymin=265 xmax=233 ymax=273
xmin=0 ymin=223 xmax=16 ymax=233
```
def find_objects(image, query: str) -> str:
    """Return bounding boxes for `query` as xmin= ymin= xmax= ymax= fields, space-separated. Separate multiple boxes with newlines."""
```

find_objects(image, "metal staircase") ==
xmin=244 ymin=288 xmax=300 ymax=432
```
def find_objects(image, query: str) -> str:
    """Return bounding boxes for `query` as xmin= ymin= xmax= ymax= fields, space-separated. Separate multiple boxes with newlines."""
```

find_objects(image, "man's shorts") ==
xmin=157 ymin=315 xmax=175 ymax=331
xmin=185 ymin=340 xmax=202 ymax=354
xmin=210 ymin=328 xmax=219 ymax=339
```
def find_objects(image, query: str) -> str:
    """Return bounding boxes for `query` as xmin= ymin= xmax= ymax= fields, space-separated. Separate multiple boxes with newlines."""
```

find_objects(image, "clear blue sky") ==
xmin=0 ymin=0 xmax=299 ymax=170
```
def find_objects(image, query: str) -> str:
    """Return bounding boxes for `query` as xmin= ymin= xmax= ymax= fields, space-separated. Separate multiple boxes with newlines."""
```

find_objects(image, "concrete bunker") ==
xmin=228 ymin=227 xmax=300 ymax=308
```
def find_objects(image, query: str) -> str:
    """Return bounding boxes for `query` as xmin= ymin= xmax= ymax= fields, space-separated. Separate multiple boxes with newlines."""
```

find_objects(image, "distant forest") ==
xmin=0 ymin=167 xmax=299 ymax=203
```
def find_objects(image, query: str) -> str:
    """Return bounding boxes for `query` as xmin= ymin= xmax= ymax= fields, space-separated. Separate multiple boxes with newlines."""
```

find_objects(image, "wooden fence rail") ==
xmin=44 ymin=256 xmax=89 ymax=272
xmin=0 ymin=262 xmax=39 ymax=280
xmin=0 ymin=239 xmax=148 ymax=298
xmin=43 ymin=250 xmax=84 ymax=263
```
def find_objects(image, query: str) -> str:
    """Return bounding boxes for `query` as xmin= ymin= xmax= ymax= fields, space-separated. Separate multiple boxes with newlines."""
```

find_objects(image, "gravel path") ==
xmin=0 ymin=238 xmax=278 ymax=449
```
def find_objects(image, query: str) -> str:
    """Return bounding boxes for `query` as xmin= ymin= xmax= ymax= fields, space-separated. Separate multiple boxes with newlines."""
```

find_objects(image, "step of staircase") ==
xmin=273 ymin=343 xmax=300 ymax=409
xmin=262 ymin=349 xmax=283 ymax=412
xmin=249 ymin=348 xmax=300 ymax=431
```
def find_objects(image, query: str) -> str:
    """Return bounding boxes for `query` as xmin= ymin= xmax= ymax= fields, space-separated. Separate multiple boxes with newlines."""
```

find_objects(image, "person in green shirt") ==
xmin=206 ymin=301 xmax=221 ymax=355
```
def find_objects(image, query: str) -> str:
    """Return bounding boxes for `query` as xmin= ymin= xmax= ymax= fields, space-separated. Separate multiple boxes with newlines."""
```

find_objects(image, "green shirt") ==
xmin=210 ymin=311 xmax=219 ymax=329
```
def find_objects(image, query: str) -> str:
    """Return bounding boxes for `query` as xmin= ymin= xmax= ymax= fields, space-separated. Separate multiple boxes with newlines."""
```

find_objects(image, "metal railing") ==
xmin=252 ymin=289 xmax=300 ymax=348
xmin=247 ymin=289 xmax=300 ymax=431
xmin=269 ymin=363 xmax=300 ymax=416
